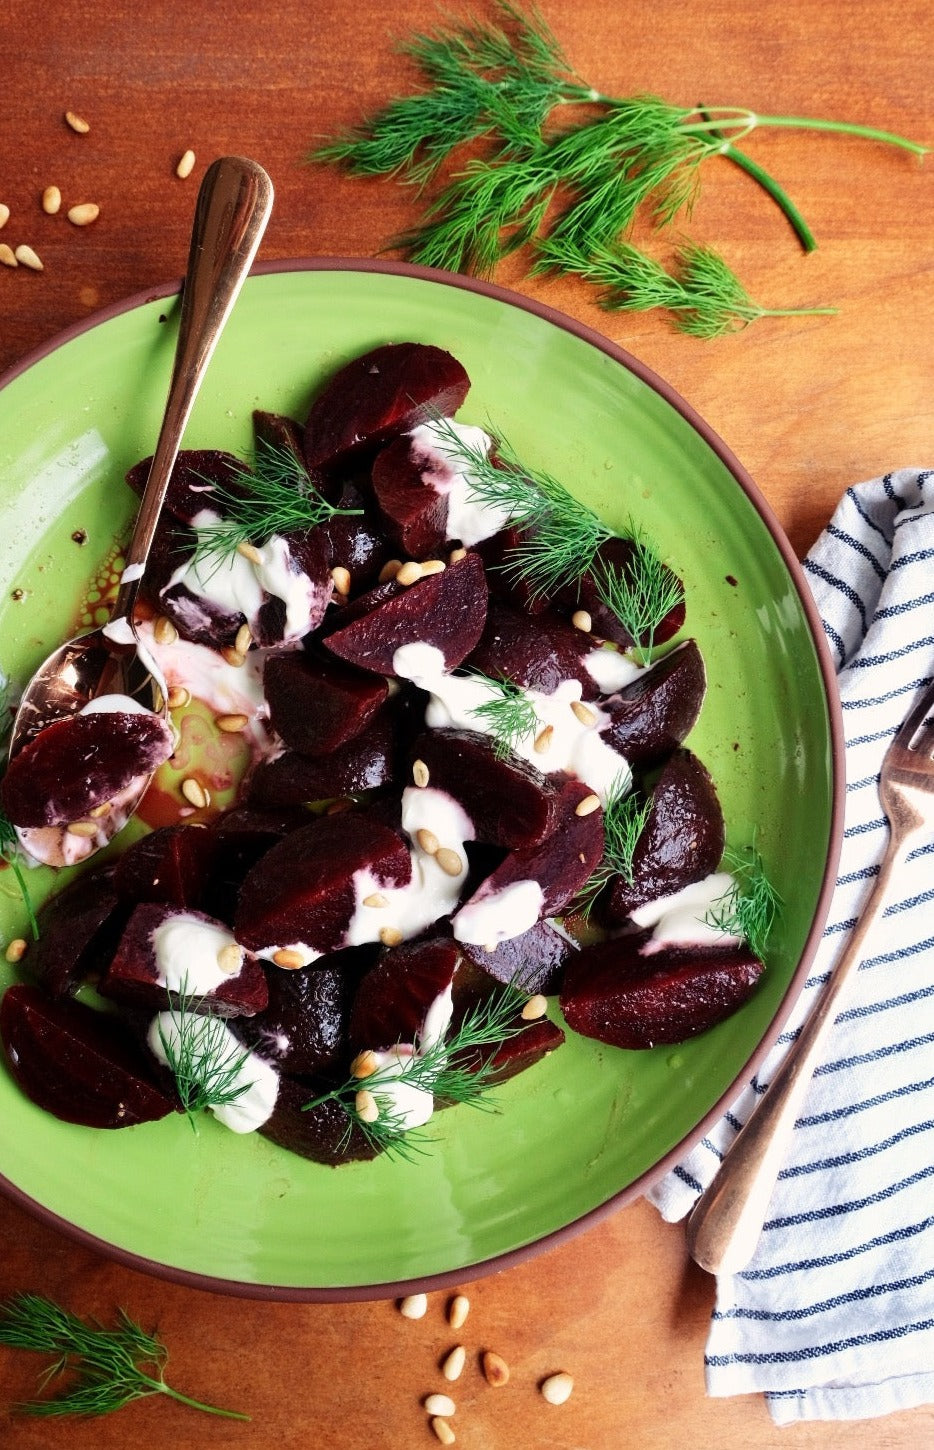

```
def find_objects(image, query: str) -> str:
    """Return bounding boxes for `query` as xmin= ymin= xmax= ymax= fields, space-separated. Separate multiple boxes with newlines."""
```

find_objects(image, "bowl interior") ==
xmin=0 ymin=264 xmax=839 ymax=1295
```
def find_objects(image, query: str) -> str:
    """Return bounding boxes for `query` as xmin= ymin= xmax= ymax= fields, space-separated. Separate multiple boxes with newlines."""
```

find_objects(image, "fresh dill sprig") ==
xmin=575 ymin=778 xmax=650 ymax=914
xmin=538 ymin=236 xmax=837 ymax=337
xmin=467 ymin=673 xmax=540 ymax=759
xmin=304 ymin=979 xmax=530 ymax=1160
xmin=192 ymin=437 xmax=363 ymax=569
xmin=591 ymin=525 xmax=685 ymax=661
xmin=157 ymin=984 xmax=254 ymax=1128
xmin=705 ymin=844 xmax=782 ymax=959
xmin=0 ymin=1293 xmax=248 ymax=1420
xmin=0 ymin=805 xmax=39 ymax=942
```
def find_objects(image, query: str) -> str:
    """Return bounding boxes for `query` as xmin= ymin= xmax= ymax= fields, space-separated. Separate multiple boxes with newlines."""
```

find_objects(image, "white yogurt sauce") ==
xmin=148 ymin=1011 xmax=278 ymax=1132
xmin=583 ymin=646 xmax=645 ymax=694
xmin=361 ymin=984 xmax=456 ymax=1131
xmin=629 ymin=871 xmax=744 ymax=952
xmin=453 ymin=878 xmax=545 ymax=948
xmin=151 ymin=913 xmax=246 ymax=995
xmin=406 ymin=420 xmax=515 ymax=546
xmin=137 ymin=619 xmax=271 ymax=740
xmin=80 ymin=692 xmax=153 ymax=718
xmin=393 ymin=641 xmax=631 ymax=803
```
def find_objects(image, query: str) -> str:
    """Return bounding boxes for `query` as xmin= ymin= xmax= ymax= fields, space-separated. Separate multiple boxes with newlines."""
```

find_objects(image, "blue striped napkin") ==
xmin=648 ymin=467 xmax=934 ymax=1424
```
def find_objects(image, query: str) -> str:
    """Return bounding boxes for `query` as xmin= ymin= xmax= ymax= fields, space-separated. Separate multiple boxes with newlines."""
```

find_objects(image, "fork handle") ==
xmin=685 ymin=827 xmax=910 ymax=1275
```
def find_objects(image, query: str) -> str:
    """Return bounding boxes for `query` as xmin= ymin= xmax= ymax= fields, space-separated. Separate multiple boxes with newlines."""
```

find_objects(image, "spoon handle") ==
xmin=111 ymin=155 xmax=274 ymax=623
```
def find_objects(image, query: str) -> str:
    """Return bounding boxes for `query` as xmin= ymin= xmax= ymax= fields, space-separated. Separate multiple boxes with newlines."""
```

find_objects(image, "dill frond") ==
xmin=705 ymin=844 xmax=782 ymax=959
xmin=0 ymin=805 xmax=39 ymax=941
xmin=591 ymin=527 xmax=685 ymax=661
xmin=157 ymin=984 xmax=254 ymax=1126
xmin=466 ymin=673 xmax=540 ymax=759
xmin=574 ymin=778 xmax=649 ymax=913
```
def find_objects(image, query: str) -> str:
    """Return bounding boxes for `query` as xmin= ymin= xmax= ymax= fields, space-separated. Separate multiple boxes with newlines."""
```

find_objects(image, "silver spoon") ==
xmin=7 ymin=155 xmax=274 ymax=862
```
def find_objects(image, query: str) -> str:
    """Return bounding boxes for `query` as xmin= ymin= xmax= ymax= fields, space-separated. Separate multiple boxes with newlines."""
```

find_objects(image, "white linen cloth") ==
xmin=649 ymin=468 xmax=934 ymax=1424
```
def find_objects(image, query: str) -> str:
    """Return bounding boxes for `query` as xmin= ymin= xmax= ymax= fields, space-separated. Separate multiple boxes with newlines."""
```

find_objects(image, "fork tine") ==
xmin=892 ymin=677 xmax=934 ymax=752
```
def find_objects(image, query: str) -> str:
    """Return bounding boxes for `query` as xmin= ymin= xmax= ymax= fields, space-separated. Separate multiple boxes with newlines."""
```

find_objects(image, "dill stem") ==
xmin=696 ymin=106 xmax=817 ymax=253
xmin=683 ymin=109 xmax=927 ymax=156
xmin=148 ymin=1376 xmax=251 ymax=1421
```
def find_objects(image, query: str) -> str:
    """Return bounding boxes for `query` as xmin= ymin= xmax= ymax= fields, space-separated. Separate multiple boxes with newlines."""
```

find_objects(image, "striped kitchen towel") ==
xmin=649 ymin=467 xmax=934 ymax=1425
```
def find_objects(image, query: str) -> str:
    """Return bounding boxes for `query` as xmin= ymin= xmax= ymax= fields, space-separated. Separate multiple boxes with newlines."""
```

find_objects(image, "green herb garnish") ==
xmin=575 ymin=777 xmax=650 ymax=914
xmin=591 ymin=527 xmax=686 ymax=662
xmin=0 ymin=806 xmax=39 ymax=942
xmin=705 ymin=844 xmax=782 ymax=958
xmin=157 ymin=983 xmax=254 ymax=1128
xmin=192 ymin=437 xmax=363 ymax=569
xmin=0 ymin=1293 xmax=248 ymax=1420
xmin=467 ymin=672 xmax=539 ymax=759
xmin=305 ymin=980 xmax=531 ymax=1161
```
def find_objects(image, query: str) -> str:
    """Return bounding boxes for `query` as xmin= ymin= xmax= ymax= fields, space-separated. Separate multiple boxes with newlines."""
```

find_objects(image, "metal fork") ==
xmin=686 ymin=677 xmax=934 ymax=1275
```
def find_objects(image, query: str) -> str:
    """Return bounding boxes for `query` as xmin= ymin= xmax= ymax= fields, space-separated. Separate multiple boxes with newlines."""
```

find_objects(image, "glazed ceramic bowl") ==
xmin=0 ymin=261 xmax=843 ymax=1298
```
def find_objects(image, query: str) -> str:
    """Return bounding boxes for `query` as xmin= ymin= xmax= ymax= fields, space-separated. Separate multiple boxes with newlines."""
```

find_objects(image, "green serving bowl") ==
xmin=0 ymin=261 xmax=843 ymax=1299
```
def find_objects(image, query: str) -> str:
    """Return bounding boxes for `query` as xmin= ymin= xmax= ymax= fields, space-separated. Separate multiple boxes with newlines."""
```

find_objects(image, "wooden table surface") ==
xmin=1 ymin=1 xmax=932 ymax=1445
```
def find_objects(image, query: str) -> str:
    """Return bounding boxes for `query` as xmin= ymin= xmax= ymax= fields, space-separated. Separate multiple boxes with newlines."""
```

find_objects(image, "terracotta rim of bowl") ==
xmin=0 ymin=256 xmax=846 ymax=1301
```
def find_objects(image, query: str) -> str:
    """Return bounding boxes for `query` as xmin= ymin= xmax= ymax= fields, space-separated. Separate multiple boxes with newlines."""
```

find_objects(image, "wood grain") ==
xmin=1 ymin=1 xmax=932 ymax=1444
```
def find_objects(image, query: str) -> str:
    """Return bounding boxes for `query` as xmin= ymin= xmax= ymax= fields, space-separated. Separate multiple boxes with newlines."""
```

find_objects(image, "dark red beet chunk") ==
xmin=466 ymin=601 xmax=599 ymax=699
xmin=304 ymin=342 xmax=470 ymax=476
xmin=324 ymin=550 xmax=489 ymax=675
xmin=234 ymin=813 xmax=412 ymax=959
xmin=260 ymin=1076 xmax=379 ymax=1165
xmin=371 ymin=434 xmax=449 ymax=557
xmin=602 ymin=639 xmax=706 ymax=765
xmin=458 ymin=918 xmax=573 ymax=994
xmin=200 ymin=807 xmax=311 ymax=924
xmin=312 ymin=476 xmax=396 ymax=591
xmin=246 ymin=705 xmax=402 ymax=807
xmin=126 ymin=449 xmax=250 ymax=526
xmin=264 ymin=652 xmax=388 ymax=758
xmin=410 ymin=729 xmax=559 ymax=849
xmin=607 ymin=749 xmax=725 ymax=920
xmin=2 ymin=710 xmax=174 ymax=828
xmin=349 ymin=937 xmax=461 ymax=1051
xmin=560 ymin=934 xmax=763 ymax=1048
xmin=475 ymin=1016 xmax=565 ymax=1084
xmin=29 ymin=867 xmax=128 ymax=998
xmin=100 ymin=903 xmax=269 ymax=1017
xmin=237 ymin=948 xmax=375 ymax=1076
xmin=0 ymin=983 xmax=176 ymax=1128
xmin=113 ymin=824 xmax=218 ymax=910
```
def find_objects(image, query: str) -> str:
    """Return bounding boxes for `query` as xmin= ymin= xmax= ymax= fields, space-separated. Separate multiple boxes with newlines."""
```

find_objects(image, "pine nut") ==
xmin=0 ymin=204 xmax=9 ymax=229
xmin=431 ymin=1418 xmax=456 ymax=1445
xmin=521 ymin=994 xmax=548 ymax=1020
xmin=398 ymin=1293 xmax=428 ymax=1320
xmin=67 ymin=202 xmax=100 ymax=226
xmin=379 ymin=926 xmax=404 ymax=947
xmin=0 ymin=243 xmax=16 ymax=267
xmin=424 ymin=1393 xmax=456 ymax=1417
xmin=153 ymin=614 xmax=178 ymax=645
xmin=362 ymin=892 xmax=388 ymax=909
xmin=234 ymin=623 xmax=253 ymax=656
xmin=378 ymin=558 xmax=402 ymax=584
xmin=420 ymin=559 xmax=446 ymax=576
xmin=181 ymin=777 xmax=209 ymax=809
xmin=355 ymin=1088 xmax=379 ymax=1123
xmin=351 ymin=1050 xmax=379 ymax=1079
xmin=42 ymin=186 xmax=61 ymax=215
xmin=65 ymin=110 xmax=90 ymax=133
xmin=4 ymin=939 xmax=27 ymax=964
xmin=482 ymin=1350 xmax=510 ymax=1387
xmin=412 ymin=759 xmax=430 ymax=787
xmin=330 ymin=565 xmax=351 ymax=596
xmin=540 ymin=1371 xmax=574 ymax=1405
xmin=236 ymin=540 xmax=263 ymax=564
xmin=395 ymin=561 xmax=422 ymax=587
xmin=447 ymin=1294 xmax=470 ymax=1330
xmin=217 ymin=943 xmax=243 ymax=975
xmin=14 ymin=244 xmax=43 ymax=271
xmin=571 ymin=609 xmax=593 ymax=632
xmin=534 ymin=725 xmax=554 ymax=754
xmin=272 ymin=948 xmax=305 ymax=970
xmin=166 ymin=685 xmax=190 ymax=709
xmin=416 ymin=827 xmax=439 ymax=855
xmin=89 ymin=801 xmax=112 ymax=818
xmin=570 ymin=700 xmax=597 ymax=726
xmin=216 ymin=713 xmax=249 ymax=733
xmin=66 ymin=820 xmax=99 ymax=838
xmin=575 ymin=793 xmax=601 ymax=817
xmin=221 ymin=647 xmax=247 ymax=667
xmin=176 ymin=148 xmax=196 ymax=179
xmin=448 ymin=547 xmax=467 ymax=564
xmin=435 ymin=847 xmax=463 ymax=877
xmin=441 ymin=1344 xmax=466 ymax=1382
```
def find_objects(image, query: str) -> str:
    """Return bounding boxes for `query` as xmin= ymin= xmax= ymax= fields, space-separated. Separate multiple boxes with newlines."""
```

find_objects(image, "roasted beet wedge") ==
xmin=0 ymin=983 xmax=176 ymax=1128
xmin=304 ymin=342 xmax=470 ymax=476
xmin=2 ymin=710 xmax=174 ymax=828
xmin=602 ymin=639 xmax=706 ymax=765
xmin=608 ymin=749 xmax=725 ymax=920
xmin=560 ymin=933 xmax=764 ymax=1048
xmin=457 ymin=918 xmax=574 ymax=994
xmin=410 ymin=729 xmax=560 ymax=848
xmin=246 ymin=704 xmax=403 ymax=807
xmin=566 ymin=536 xmax=685 ymax=650
xmin=371 ymin=434 xmax=450 ymax=557
xmin=466 ymin=601 xmax=599 ymax=699
xmin=126 ymin=449 xmax=250 ymax=526
xmin=453 ymin=778 xmax=604 ymax=943
xmin=264 ymin=652 xmax=389 ymax=758
xmin=234 ymin=813 xmax=413 ymax=960
xmin=349 ymin=937 xmax=461 ymax=1051
xmin=312 ymin=476 xmax=395 ymax=591
xmin=323 ymin=550 xmax=489 ymax=675
xmin=467 ymin=1015 xmax=565 ymax=1086
xmin=260 ymin=1076 xmax=379 ymax=1165
xmin=29 ymin=866 xmax=128 ymax=998
xmin=112 ymin=823 xmax=218 ymax=909
xmin=237 ymin=947 xmax=376 ymax=1076
xmin=100 ymin=903 xmax=269 ymax=1017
